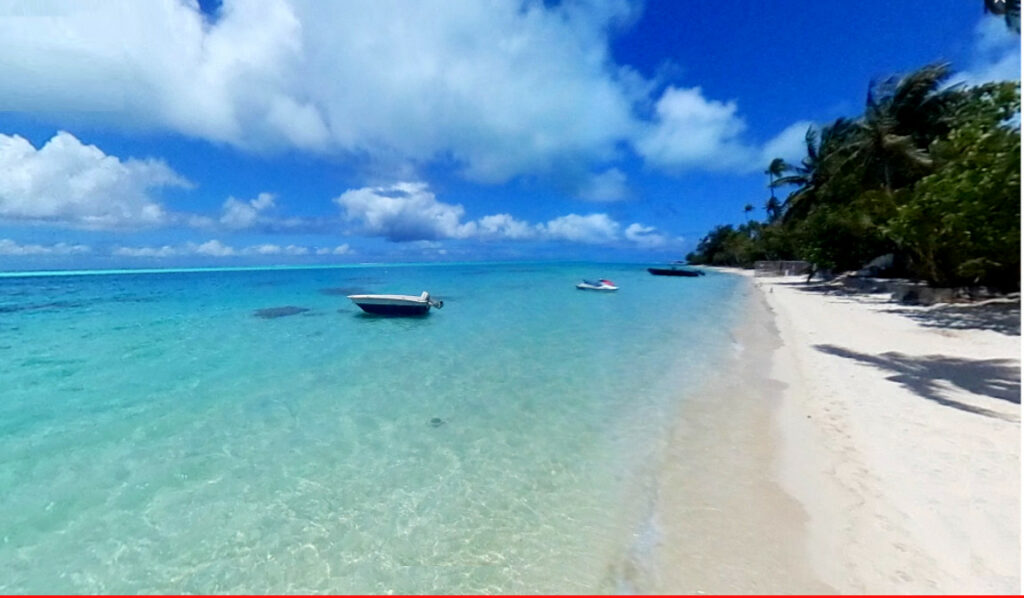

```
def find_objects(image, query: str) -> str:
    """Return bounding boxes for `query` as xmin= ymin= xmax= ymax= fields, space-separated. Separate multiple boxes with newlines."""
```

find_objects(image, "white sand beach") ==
xmin=763 ymin=274 xmax=1021 ymax=593
xmin=648 ymin=271 xmax=1020 ymax=594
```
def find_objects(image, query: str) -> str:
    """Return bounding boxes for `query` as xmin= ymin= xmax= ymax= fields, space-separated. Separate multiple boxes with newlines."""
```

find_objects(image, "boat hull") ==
xmin=647 ymin=267 xmax=704 ymax=277
xmin=352 ymin=302 xmax=430 ymax=316
xmin=576 ymin=283 xmax=618 ymax=291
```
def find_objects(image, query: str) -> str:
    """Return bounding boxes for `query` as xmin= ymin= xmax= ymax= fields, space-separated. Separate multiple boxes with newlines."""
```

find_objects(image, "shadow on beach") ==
xmin=769 ymin=279 xmax=1021 ymax=336
xmin=770 ymin=280 xmax=891 ymax=301
xmin=814 ymin=344 xmax=1021 ymax=421
xmin=882 ymin=303 xmax=1021 ymax=337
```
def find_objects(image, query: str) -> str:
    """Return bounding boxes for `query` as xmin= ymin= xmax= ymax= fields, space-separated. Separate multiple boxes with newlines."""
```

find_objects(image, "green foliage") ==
xmin=687 ymin=223 xmax=763 ymax=267
xmin=887 ymin=83 xmax=1021 ymax=288
xmin=686 ymin=221 xmax=796 ymax=267
xmin=689 ymin=69 xmax=1020 ymax=290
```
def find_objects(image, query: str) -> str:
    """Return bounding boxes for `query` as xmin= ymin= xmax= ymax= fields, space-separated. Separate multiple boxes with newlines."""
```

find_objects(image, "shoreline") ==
xmin=639 ymin=272 xmax=831 ymax=593
xmin=644 ymin=269 xmax=1020 ymax=593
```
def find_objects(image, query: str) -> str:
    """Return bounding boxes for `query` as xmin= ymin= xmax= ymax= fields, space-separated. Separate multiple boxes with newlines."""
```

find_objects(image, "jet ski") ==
xmin=576 ymin=278 xmax=619 ymax=291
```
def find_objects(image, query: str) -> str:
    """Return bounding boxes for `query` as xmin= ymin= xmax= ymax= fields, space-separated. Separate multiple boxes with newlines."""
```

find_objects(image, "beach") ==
xmin=649 ymin=269 xmax=1020 ymax=593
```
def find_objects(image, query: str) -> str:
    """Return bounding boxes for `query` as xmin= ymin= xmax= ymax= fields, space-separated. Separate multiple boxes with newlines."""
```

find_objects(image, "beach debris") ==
xmin=253 ymin=306 xmax=310 ymax=319
xmin=429 ymin=417 xmax=446 ymax=428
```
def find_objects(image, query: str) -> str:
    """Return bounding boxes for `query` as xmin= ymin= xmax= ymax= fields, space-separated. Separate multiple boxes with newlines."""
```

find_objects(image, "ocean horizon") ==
xmin=1 ymin=262 xmax=747 ymax=593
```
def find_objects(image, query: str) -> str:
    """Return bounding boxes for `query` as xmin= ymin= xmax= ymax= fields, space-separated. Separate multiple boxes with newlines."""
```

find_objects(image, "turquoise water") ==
xmin=0 ymin=263 xmax=747 ymax=593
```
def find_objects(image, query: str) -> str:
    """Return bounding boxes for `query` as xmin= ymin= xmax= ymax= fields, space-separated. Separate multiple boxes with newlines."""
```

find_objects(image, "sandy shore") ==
xmin=645 ymin=270 xmax=1020 ymax=593
xmin=762 ymin=274 xmax=1021 ymax=593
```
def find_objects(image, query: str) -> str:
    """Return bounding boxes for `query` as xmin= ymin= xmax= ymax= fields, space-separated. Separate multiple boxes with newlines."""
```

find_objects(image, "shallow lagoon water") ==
xmin=0 ymin=262 xmax=745 ymax=593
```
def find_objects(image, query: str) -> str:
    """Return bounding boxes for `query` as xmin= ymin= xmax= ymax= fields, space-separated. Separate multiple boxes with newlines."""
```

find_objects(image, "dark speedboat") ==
xmin=647 ymin=266 xmax=705 ymax=277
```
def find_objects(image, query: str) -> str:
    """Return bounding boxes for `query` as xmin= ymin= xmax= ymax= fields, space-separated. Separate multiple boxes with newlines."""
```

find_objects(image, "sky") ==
xmin=0 ymin=0 xmax=1019 ymax=270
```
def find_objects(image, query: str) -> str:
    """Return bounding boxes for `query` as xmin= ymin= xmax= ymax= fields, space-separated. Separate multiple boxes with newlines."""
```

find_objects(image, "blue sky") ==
xmin=0 ymin=0 xmax=1018 ymax=269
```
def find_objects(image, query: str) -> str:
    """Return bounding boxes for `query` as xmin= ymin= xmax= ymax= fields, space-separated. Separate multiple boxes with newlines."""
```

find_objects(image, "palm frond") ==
xmin=772 ymin=174 xmax=810 ymax=187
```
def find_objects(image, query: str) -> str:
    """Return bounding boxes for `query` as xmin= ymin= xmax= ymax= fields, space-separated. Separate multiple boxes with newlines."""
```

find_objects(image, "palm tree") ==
xmin=771 ymin=119 xmax=857 ymax=222
xmin=846 ymin=62 xmax=956 ymax=191
xmin=765 ymin=158 xmax=786 ymax=197
xmin=764 ymin=158 xmax=787 ymax=222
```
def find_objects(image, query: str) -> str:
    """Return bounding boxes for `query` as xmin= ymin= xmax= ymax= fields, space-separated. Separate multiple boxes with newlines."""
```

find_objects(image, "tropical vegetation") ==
xmin=686 ymin=63 xmax=1021 ymax=291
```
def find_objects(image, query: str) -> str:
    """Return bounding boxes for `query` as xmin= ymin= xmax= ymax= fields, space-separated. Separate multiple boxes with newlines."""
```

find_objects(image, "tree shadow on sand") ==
xmin=774 ymin=280 xmax=1021 ymax=337
xmin=814 ymin=344 xmax=1021 ymax=421
xmin=882 ymin=303 xmax=1020 ymax=337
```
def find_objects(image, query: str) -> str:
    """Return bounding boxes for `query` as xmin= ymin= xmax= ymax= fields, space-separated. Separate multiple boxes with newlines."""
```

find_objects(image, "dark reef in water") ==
xmin=429 ymin=417 xmax=446 ymax=428
xmin=111 ymin=294 xmax=158 ymax=304
xmin=0 ymin=300 xmax=90 ymax=314
xmin=253 ymin=306 xmax=310 ymax=319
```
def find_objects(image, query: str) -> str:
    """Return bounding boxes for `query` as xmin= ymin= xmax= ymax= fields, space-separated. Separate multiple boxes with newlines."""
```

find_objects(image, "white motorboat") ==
xmin=347 ymin=291 xmax=443 ymax=315
xmin=576 ymin=279 xmax=619 ymax=291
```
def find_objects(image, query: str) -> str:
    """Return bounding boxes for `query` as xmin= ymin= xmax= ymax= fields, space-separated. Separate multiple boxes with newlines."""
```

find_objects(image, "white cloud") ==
xmin=334 ymin=181 xmax=671 ymax=249
xmin=195 ymin=239 xmax=237 ymax=257
xmin=624 ymin=223 xmax=673 ymax=249
xmin=0 ymin=2 xmax=835 ymax=187
xmin=0 ymin=238 xmax=91 ymax=255
xmin=473 ymin=214 xmax=535 ymax=240
xmin=334 ymin=181 xmax=474 ymax=242
xmin=219 ymin=192 xmax=277 ymax=229
xmin=539 ymin=213 xmax=620 ymax=244
xmin=635 ymin=86 xmax=751 ymax=171
xmin=112 ymin=244 xmax=178 ymax=258
xmin=113 ymin=239 xmax=337 ymax=258
xmin=635 ymin=86 xmax=815 ymax=173
xmin=959 ymin=17 xmax=1021 ymax=85
xmin=0 ymin=0 xmax=639 ymax=182
xmin=315 ymin=244 xmax=353 ymax=255
xmin=577 ymin=168 xmax=629 ymax=202
xmin=758 ymin=121 xmax=814 ymax=167
xmin=283 ymin=244 xmax=309 ymax=256
xmin=0 ymin=131 xmax=189 ymax=229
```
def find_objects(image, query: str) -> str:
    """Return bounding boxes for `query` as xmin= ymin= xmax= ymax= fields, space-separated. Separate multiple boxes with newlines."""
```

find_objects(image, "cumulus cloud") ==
xmin=334 ymin=181 xmax=671 ymax=248
xmin=0 ymin=131 xmax=190 ymax=229
xmin=112 ymin=244 xmax=179 ymax=258
xmin=0 ymin=238 xmax=91 ymax=255
xmin=334 ymin=182 xmax=474 ymax=242
xmin=624 ymin=223 xmax=673 ymax=249
xmin=472 ymin=214 xmax=535 ymax=240
xmin=635 ymin=86 xmax=815 ymax=173
xmin=538 ymin=213 xmax=620 ymax=244
xmin=315 ymin=244 xmax=353 ymax=255
xmin=193 ymin=239 xmax=237 ymax=257
xmin=0 ymin=2 xmax=830 ymax=186
xmin=0 ymin=0 xmax=639 ymax=182
xmin=114 ymin=239 xmax=333 ymax=258
xmin=219 ymin=192 xmax=277 ymax=229
xmin=758 ymin=121 xmax=815 ymax=167
xmin=635 ymin=86 xmax=751 ymax=171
